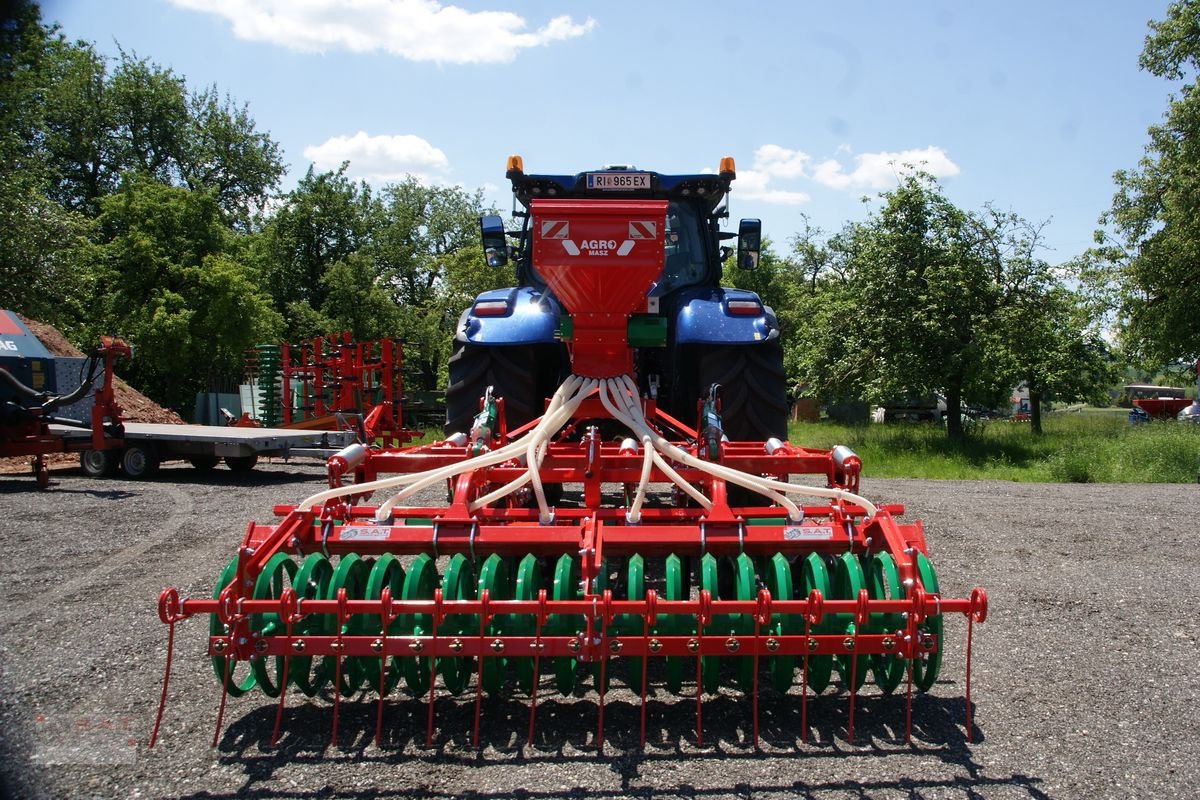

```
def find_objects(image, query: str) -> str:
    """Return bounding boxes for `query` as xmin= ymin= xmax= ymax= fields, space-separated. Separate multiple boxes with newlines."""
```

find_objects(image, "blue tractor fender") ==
xmin=455 ymin=286 xmax=562 ymax=345
xmin=672 ymin=287 xmax=780 ymax=345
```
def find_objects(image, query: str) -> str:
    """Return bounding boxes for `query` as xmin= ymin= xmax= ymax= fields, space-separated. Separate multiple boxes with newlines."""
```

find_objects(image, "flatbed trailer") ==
xmin=52 ymin=422 xmax=356 ymax=479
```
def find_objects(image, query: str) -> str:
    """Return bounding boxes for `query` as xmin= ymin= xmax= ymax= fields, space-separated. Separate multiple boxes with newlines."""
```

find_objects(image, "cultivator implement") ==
xmin=153 ymin=188 xmax=987 ymax=751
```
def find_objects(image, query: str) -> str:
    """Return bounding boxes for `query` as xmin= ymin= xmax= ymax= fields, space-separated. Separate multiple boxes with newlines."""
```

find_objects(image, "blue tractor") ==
xmin=446 ymin=155 xmax=787 ymax=442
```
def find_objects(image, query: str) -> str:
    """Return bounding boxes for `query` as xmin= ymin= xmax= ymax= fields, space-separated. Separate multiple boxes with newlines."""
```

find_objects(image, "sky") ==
xmin=39 ymin=0 xmax=1176 ymax=262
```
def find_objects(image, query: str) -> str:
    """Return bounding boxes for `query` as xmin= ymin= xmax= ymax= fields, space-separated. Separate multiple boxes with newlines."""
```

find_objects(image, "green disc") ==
xmin=663 ymin=554 xmax=686 ymax=694
xmin=324 ymin=554 xmax=370 ymax=697
xmin=209 ymin=556 xmax=257 ymax=697
xmin=764 ymin=552 xmax=796 ymax=693
xmin=912 ymin=552 xmax=943 ymax=692
xmin=698 ymin=554 xmax=722 ymax=695
xmin=249 ymin=552 xmax=298 ymax=697
xmin=510 ymin=554 xmax=542 ymax=694
xmin=438 ymin=554 xmax=476 ymax=695
xmin=622 ymin=554 xmax=646 ymax=694
xmin=398 ymin=553 xmax=437 ymax=696
xmin=289 ymin=553 xmax=332 ymax=696
xmin=476 ymin=554 xmax=510 ymax=695
xmin=832 ymin=552 xmax=869 ymax=693
xmin=732 ymin=553 xmax=758 ymax=693
xmin=799 ymin=553 xmax=833 ymax=693
xmin=866 ymin=551 xmax=905 ymax=694
xmin=363 ymin=553 xmax=405 ymax=695
xmin=549 ymin=554 xmax=582 ymax=695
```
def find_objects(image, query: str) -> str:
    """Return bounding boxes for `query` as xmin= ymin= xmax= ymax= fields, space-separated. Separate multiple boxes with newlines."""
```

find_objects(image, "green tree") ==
xmin=788 ymin=174 xmax=1106 ymax=438
xmin=259 ymin=164 xmax=377 ymax=330
xmin=1089 ymin=0 xmax=1200 ymax=364
xmin=80 ymin=178 xmax=281 ymax=412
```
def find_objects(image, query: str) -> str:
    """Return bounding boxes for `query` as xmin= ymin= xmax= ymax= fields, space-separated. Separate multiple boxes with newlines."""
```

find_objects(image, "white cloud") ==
xmin=304 ymin=131 xmax=449 ymax=184
xmin=169 ymin=0 xmax=596 ymax=64
xmin=811 ymin=146 xmax=960 ymax=190
xmin=732 ymin=143 xmax=960 ymax=201
xmin=732 ymin=145 xmax=813 ymax=205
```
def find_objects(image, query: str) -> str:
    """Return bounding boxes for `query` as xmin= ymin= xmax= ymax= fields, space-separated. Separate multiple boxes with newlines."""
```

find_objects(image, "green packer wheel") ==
xmin=698 ymin=554 xmax=722 ymax=694
xmin=833 ymin=552 xmax=869 ymax=693
xmin=549 ymin=554 xmax=582 ymax=694
xmin=289 ymin=553 xmax=332 ymax=696
xmin=798 ymin=553 xmax=833 ymax=693
xmin=209 ymin=556 xmax=257 ymax=697
xmin=476 ymin=554 xmax=510 ymax=695
xmin=866 ymin=552 xmax=906 ymax=694
xmin=510 ymin=554 xmax=543 ymax=694
xmin=663 ymin=554 xmax=687 ymax=694
xmin=398 ymin=553 xmax=437 ymax=696
xmin=363 ymin=554 xmax=405 ymax=695
xmin=763 ymin=553 xmax=797 ymax=693
xmin=249 ymin=553 xmax=298 ymax=697
xmin=622 ymin=554 xmax=646 ymax=694
xmin=325 ymin=554 xmax=371 ymax=697
xmin=912 ymin=552 xmax=943 ymax=691
xmin=438 ymin=554 xmax=477 ymax=695
xmin=732 ymin=553 xmax=757 ymax=693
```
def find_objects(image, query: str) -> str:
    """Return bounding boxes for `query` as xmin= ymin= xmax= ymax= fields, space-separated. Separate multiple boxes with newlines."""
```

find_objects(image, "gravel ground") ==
xmin=0 ymin=461 xmax=1196 ymax=799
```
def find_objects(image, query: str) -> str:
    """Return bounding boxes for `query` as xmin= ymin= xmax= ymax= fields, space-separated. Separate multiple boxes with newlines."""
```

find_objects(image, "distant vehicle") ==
xmin=1123 ymin=384 xmax=1191 ymax=419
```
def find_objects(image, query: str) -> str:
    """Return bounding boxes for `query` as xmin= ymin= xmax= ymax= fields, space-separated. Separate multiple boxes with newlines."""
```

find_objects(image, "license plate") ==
xmin=587 ymin=172 xmax=650 ymax=190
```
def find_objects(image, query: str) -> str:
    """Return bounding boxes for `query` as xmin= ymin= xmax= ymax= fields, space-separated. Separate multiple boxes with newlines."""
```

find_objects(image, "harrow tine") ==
xmin=213 ymin=654 xmax=232 ymax=749
xmin=639 ymin=589 xmax=655 ymax=748
xmin=271 ymin=620 xmax=292 ymax=747
xmin=330 ymin=587 xmax=348 ymax=749
xmin=149 ymin=589 xmax=184 ymax=749
xmin=695 ymin=589 xmax=711 ymax=747
xmin=752 ymin=588 xmax=770 ymax=749
xmin=527 ymin=589 xmax=547 ymax=747
xmin=472 ymin=588 xmax=488 ymax=748
xmin=847 ymin=588 xmax=869 ymax=746
xmin=271 ymin=588 xmax=300 ymax=748
xmin=964 ymin=587 xmax=987 ymax=743
xmin=376 ymin=587 xmax=394 ymax=749
xmin=428 ymin=588 xmax=443 ymax=748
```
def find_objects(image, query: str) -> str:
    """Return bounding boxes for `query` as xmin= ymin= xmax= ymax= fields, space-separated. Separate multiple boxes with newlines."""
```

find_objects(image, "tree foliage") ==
xmin=786 ymin=174 xmax=1105 ymax=437
xmin=1088 ymin=0 xmax=1200 ymax=365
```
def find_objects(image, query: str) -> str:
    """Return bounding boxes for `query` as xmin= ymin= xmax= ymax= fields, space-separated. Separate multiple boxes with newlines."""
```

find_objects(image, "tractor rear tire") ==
xmin=696 ymin=341 xmax=788 ymax=442
xmin=80 ymin=449 xmax=119 ymax=478
xmin=445 ymin=341 xmax=565 ymax=436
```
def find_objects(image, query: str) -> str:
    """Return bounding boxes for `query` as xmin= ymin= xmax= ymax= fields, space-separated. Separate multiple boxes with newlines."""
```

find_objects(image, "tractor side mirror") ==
xmin=737 ymin=218 xmax=761 ymax=270
xmin=480 ymin=215 xmax=509 ymax=267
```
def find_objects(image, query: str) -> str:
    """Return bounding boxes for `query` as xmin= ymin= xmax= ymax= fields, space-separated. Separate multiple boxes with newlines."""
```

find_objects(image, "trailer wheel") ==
xmin=121 ymin=444 xmax=160 ymax=479
xmin=188 ymin=455 xmax=220 ymax=471
xmin=445 ymin=341 xmax=565 ymax=435
xmin=80 ymin=449 xmax=119 ymax=478
xmin=224 ymin=454 xmax=258 ymax=473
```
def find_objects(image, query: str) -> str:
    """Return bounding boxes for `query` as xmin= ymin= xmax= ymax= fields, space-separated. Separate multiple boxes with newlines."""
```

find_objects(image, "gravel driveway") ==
xmin=0 ymin=462 xmax=1195 ymax=799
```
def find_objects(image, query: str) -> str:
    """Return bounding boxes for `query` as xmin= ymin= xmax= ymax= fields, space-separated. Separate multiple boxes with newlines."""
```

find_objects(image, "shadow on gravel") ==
xmin=170 ymin=690 xmax=1047 ymax=800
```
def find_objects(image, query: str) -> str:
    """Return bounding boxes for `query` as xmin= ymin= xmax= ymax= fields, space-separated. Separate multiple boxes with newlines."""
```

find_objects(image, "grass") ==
xmin=402 ymin=410 xmax=1198 ymax=484
xmin=787 ymin=409 xmax=1200 ymax=483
